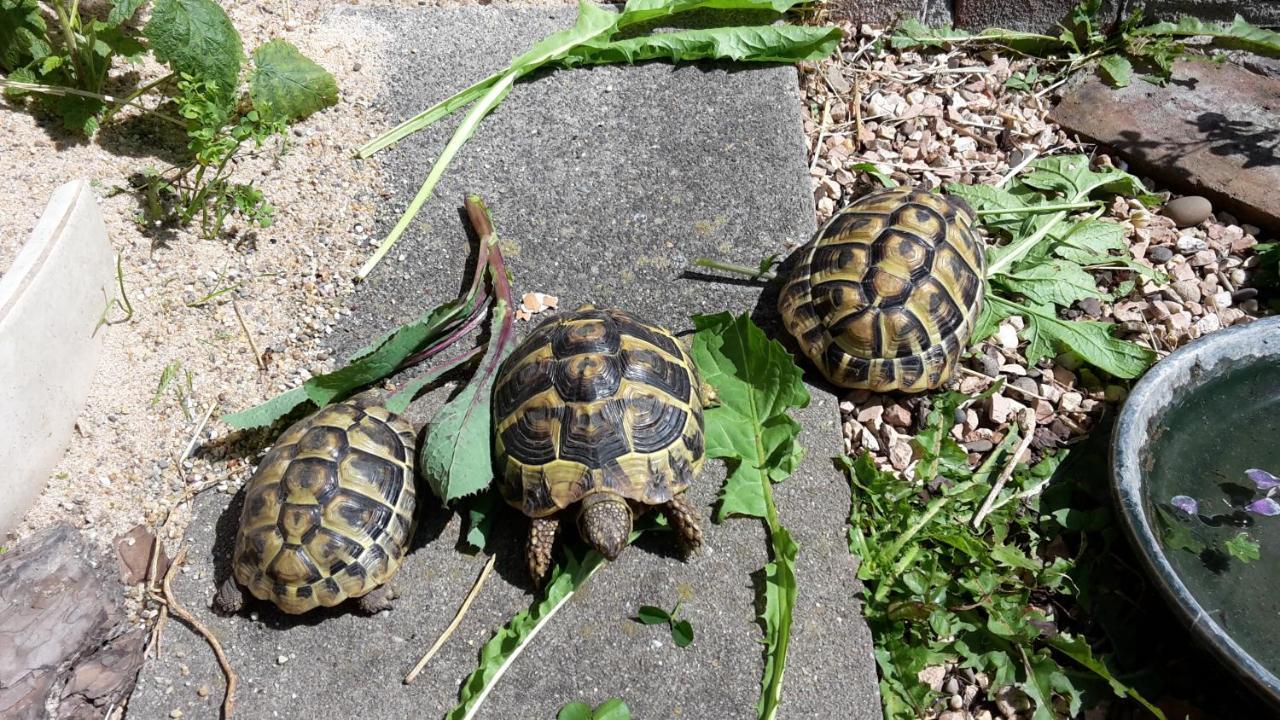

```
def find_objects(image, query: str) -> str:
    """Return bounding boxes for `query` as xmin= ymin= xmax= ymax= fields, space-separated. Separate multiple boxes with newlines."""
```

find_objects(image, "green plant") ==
xmin=691 ymin=312 xmax=806 ymax=720
xmin=94 ymin=251 xmax=135 ymax=334
xmin=635 ymin=601 xmax=694 ymax=648
xmin=557 ymin=698 xmax=632 ymax=720
xmin=351 ymin=0 xmax=843 ymax=280
xmin=842 ymin=392 xmax=1165 ymax=719
xmin=890 ymin=0 xmax=1280 ymax=88
xmin=0 ymin=0 xmax=147 ymax=133
xmin=2 ymin=0 xmax=337 ymax=238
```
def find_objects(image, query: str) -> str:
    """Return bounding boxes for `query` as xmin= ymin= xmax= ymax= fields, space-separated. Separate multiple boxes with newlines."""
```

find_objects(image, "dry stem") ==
xmin=404 ymin=553 xmax=497 ymax=684
xmin=152 ymin=545 xmax=238 ymax=719
xmin=972 ymin=408 xmax=1037 ymax=528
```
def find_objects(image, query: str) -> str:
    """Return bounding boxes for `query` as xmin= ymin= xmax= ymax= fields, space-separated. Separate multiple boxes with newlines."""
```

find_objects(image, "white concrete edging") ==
xmin=0 ymin=179 xmax=114 ymax=535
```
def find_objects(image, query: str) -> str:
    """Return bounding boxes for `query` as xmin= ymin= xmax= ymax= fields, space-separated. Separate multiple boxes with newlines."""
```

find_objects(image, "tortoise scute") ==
xmin=226 ymin=400 xmax=417 ymax=614
xmin=779 ymin=187 xmax=986 ymax=393
xmin=493 ymin=307 xmax=708 ymax=582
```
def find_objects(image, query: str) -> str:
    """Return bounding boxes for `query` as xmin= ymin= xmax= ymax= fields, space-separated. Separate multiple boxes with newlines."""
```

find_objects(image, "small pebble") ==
xmin=1164 ymin=195 xmax=1212 ymax=228
xmin=1148 ymin=245 xmax=1174 ymax=264
xmin=170 ymin=711 xmax=183 ymax=719
xmin=948 ymin=694 xmax=964 ymax=710
xmin=1010 ymin=376 xmax=1039 ymax=397
xmin=196 ymin=685 xmax=210 ymax=698
xmin=965 ymin=439 xmax=994 ymax=453
xmin=943 ymin=677 xmax=960 ymax=695
xmin=1175 ymin=234 xmax=1208 ymax=254
xmin=277 ymin=654 xmax=290 ymax=665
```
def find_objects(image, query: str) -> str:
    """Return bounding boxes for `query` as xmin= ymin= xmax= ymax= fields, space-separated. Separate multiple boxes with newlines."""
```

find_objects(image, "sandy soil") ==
xmin=3 ymin=0 xmax=424 ymax=551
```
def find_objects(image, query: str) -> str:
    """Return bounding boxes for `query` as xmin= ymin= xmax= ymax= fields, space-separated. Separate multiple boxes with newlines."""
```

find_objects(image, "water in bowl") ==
xmin=1147 ymin=356 xmax=1280 ymax=672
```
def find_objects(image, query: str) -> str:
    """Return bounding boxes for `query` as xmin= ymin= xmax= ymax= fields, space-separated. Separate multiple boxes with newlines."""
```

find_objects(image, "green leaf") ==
xmin=851 ymin=161 xmax=896 ymax=189
xmin=671 ymin=618 xmax=694 ymax=648
xmin=1051 ymin=218 xmax=1126 ymax=265
xmin=1153 ymin=504 xmax=1206 ymax=555
xmin=1226 ymin=532 xmax=1260 ymax=564
xmin=988 ymin=296 xmax=1154 ymax=379
xmin=1021 ymin=155 xmax=1148 ymax=203
xmin=1048 ymin=634 xmax=1168 ymax=719
xmin=557 ymin=702 xmax=593 ymax=720
xmin=0 ymin=0 xmax=48 ymax=71
xmin=590 ymin=698 xmax=632 ymax=720
xmin=691 ymin=313 xmax=809 ymax=521
xmin=107 ymin=0 xmax=148 ymax=27
xmin=144 ymin=0 xmax=244 ymax=105
xmin=994 ymin=260 xmax=1106 ymax=307
xmin=889 ymin=18 xmax=1061 ymax=54
xmin=1019 ymin=647 xmax=1078 ymax=720
xmin=565 ymin=24 xmax=842 ymax=66
xmin=250 ymin=39 xmax=338 ymax=122
xmin=1134 ymin=14 xmax=1280 ymax=58
xmin=221 ymin=386 xmax=311 ymax=430
xmin=447 ymin=548 xmax=608 ymax=720
xmin=1097 ymin=53 xmax=1132 ymax=87
xmin=420 ymin=298 xmax=512 ymax=503
xmin=635 ymin=605 xmax=671 ymax=624
xmin=758 ymin=525 xmax=798 ymax=719
xmin=306 ymin=299 xmax=472 ymax=408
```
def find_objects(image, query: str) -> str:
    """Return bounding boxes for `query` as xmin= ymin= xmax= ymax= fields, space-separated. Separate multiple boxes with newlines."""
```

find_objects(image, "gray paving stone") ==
xmin=128 ymin=6 xmax=881 ymax=719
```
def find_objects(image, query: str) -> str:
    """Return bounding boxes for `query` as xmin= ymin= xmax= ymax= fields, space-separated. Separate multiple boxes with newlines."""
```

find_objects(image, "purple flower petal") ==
xmin=1246 ymin=468 xmax=1280 ymax=490
xmin=1246 ymin=498 xmax=1280 ymax=517
xmin=1171 ymin=495 xmax=1199 ymax=515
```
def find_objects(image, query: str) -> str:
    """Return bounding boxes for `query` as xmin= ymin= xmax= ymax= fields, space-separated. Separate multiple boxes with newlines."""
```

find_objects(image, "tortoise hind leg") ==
xmin=664 ymin=493 xmax=704 ymax=557
xmin=355 ymin=584 xmax=396 ymax=615
xmin=213 ymin=578 xmax=245 ymax=615
xmin=527 ymin=516 xmax=561 ymax=587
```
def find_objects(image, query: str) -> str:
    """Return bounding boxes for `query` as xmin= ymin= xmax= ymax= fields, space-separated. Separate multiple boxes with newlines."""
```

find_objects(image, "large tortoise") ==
xmin=493 ymin=305 xmax=709 ymax=584
xmin=778 ymin=187 xmax=985 ymax=393
xmin=214 ymin=397 xmax=417 ymax=615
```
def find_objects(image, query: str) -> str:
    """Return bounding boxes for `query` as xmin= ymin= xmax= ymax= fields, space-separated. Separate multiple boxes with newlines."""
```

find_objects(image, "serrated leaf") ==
xmin=1134 ymin=14 xmax=1280 ymax=58
xmin=447 ymin=547 xmax=607 ymax=720
xmin=635 ymin=605 xmax=670 ymax=625
xmin=671 ymin=618 xmax=694 ymax=648
xmin=994 ymin=260 xmax=1107 ymax=307
xmin=1019 ymin=647 xmax=1078 ymax=720
xmin=889 ymin=18 xmax=1061 ymax=54
xmin=458 ymin=488 xmax=499 ymax=554
xmin=557 ymin=702 xmax=593 ymax=720
xmin=988 ymin=296 xmax=1154 ymax=378
xmin=1226 ymin=532 xmax=1260 ymax=563
xmin=565 ymin=24 xmax=842 ymax=66
xmin=421 ymin=298 xmax=512 ymax=503
xmin=107 ymin=0 xmax=147 ymax=26
xmin=221 ymin=386 xmax=311 ymax=430
xmin=1097 ymin=53 xmax=1132 ymax=87
xmin=1021 ymin=155 xmax=1148 ymax=203
xmin=250 ymin=39 xmax=338 ymax=122
xmin=691 ymin=312 xmax=809 ymax=521
xmin=145 ymin=0 xmax=244 ymax=105
xmin=0 ymin=0 xmax=48 ymax=71
xmin=757 ymin=525 xmax=797 ymax=719
xmin=1051 ymin=218 xmax=1126 ymax=265
xmin=1048 ymin=634 xmax=1168 ymax=719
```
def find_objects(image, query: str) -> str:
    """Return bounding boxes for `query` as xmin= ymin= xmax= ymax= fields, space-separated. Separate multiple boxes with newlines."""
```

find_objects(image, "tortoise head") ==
xmin=577 ymin=492 xmax=632 ymax=561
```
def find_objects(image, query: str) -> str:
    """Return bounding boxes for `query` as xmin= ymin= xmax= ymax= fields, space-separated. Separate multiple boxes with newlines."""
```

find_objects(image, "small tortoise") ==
xmin=493 ymin=305 xmax=708 ymax=583
xmin=214 ymin=397 xmax=417 ymax=615
xmin=778 ymin=187 xmax=985 ymax=393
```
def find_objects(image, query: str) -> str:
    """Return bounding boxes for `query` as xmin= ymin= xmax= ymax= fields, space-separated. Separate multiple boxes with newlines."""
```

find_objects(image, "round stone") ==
xmin=1148 ymin=245 xmax=1174 ymax=264
xmin=1164 ymin=195 xmax=1212 ymax=228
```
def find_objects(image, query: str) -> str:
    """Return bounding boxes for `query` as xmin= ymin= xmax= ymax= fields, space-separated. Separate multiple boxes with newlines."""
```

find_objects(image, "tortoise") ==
xmin=493 ymin=305 xmax=709 ymax=584
xmin=214 ymin=396 xmax=417 ymax=615
xmin=778 ymin=187 xmax=985 ymax=393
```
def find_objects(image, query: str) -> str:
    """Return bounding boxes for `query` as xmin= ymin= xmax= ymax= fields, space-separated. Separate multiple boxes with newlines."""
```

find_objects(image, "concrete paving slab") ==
xmin=1050 ymin=59 xmax=1280 ymax=231
xmin=128 ymin=6 xmax=881 ymax=719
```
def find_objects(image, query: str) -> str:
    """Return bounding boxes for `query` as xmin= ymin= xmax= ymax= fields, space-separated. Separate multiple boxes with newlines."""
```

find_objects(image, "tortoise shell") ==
xmin=492 ymin=306 xmax=707 ymax=516
xmin=778 ymin=187 xmax=985 ymax=392
xmin=230 ymin=398 xmax=417 ymax=614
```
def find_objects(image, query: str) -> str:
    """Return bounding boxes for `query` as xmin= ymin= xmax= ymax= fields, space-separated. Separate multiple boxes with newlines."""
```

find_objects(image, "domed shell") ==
xmin=492 ymin=306 xmax=707 ymax=517
xmin=231 ymin=399 xmax=416 ymax=614
xmin=778 ymin=187 xmax=985 ymax=392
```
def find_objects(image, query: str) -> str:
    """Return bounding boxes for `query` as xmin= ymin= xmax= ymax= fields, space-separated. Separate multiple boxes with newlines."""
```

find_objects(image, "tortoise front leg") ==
xmin=212 ymin=578 xmax=245 ymax=615
xmin=527 ymin=516 xmax=561 ymax=587
xmin=355 ymin=584 xmax=396 ymax=614
xmin=663 ymin=493 xmax=704 ymax=557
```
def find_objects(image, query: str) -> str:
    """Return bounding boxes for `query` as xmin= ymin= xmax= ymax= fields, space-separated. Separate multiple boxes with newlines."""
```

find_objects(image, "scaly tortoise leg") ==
xmin=212 ymin=578 xmax=245 ymax=615
xmin=527 ymin=516 xmax=561 ymax=587
xmin=663 ymin=493 xmax=704 ymax=557
xmin=355 ymin=584 xmax=396 ymax=614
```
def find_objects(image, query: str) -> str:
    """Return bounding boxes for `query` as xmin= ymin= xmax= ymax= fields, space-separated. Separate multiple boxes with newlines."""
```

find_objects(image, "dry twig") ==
xmin=404 ymin=553 xmax=498 ymax=684
xmin=152 ymin=545 xmax=238 ymax=719
xmin=231 ymin=299 xmax=266 ymax=372
xmin=971 ymin=408 xmax=1036 ymax=528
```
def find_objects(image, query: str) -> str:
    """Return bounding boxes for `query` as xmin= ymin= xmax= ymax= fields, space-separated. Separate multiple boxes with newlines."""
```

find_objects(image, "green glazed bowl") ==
xmin=1112 ymin=315 xmax=1280 ymax=707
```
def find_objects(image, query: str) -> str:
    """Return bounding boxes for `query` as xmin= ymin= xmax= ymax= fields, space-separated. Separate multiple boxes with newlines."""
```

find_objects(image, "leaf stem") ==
xmin=984 ymin=209 xmax=1068 ymax=277
xmin=975 ymin=200 xmax=1098 ymax=216
xmin=355 ymin=72 xmax=516 ymax=281
xmin=693 ymin=257 xmax=777 ymax=280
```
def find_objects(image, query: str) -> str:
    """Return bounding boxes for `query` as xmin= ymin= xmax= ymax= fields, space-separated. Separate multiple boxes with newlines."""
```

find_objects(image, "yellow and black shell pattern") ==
xmin=230 ymin=399 xmax=417 ymax=614
xmin=778 ymin=187 xmax=985 ymax=393
xmin=493 ymin=306 xmax=707 ymax=517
